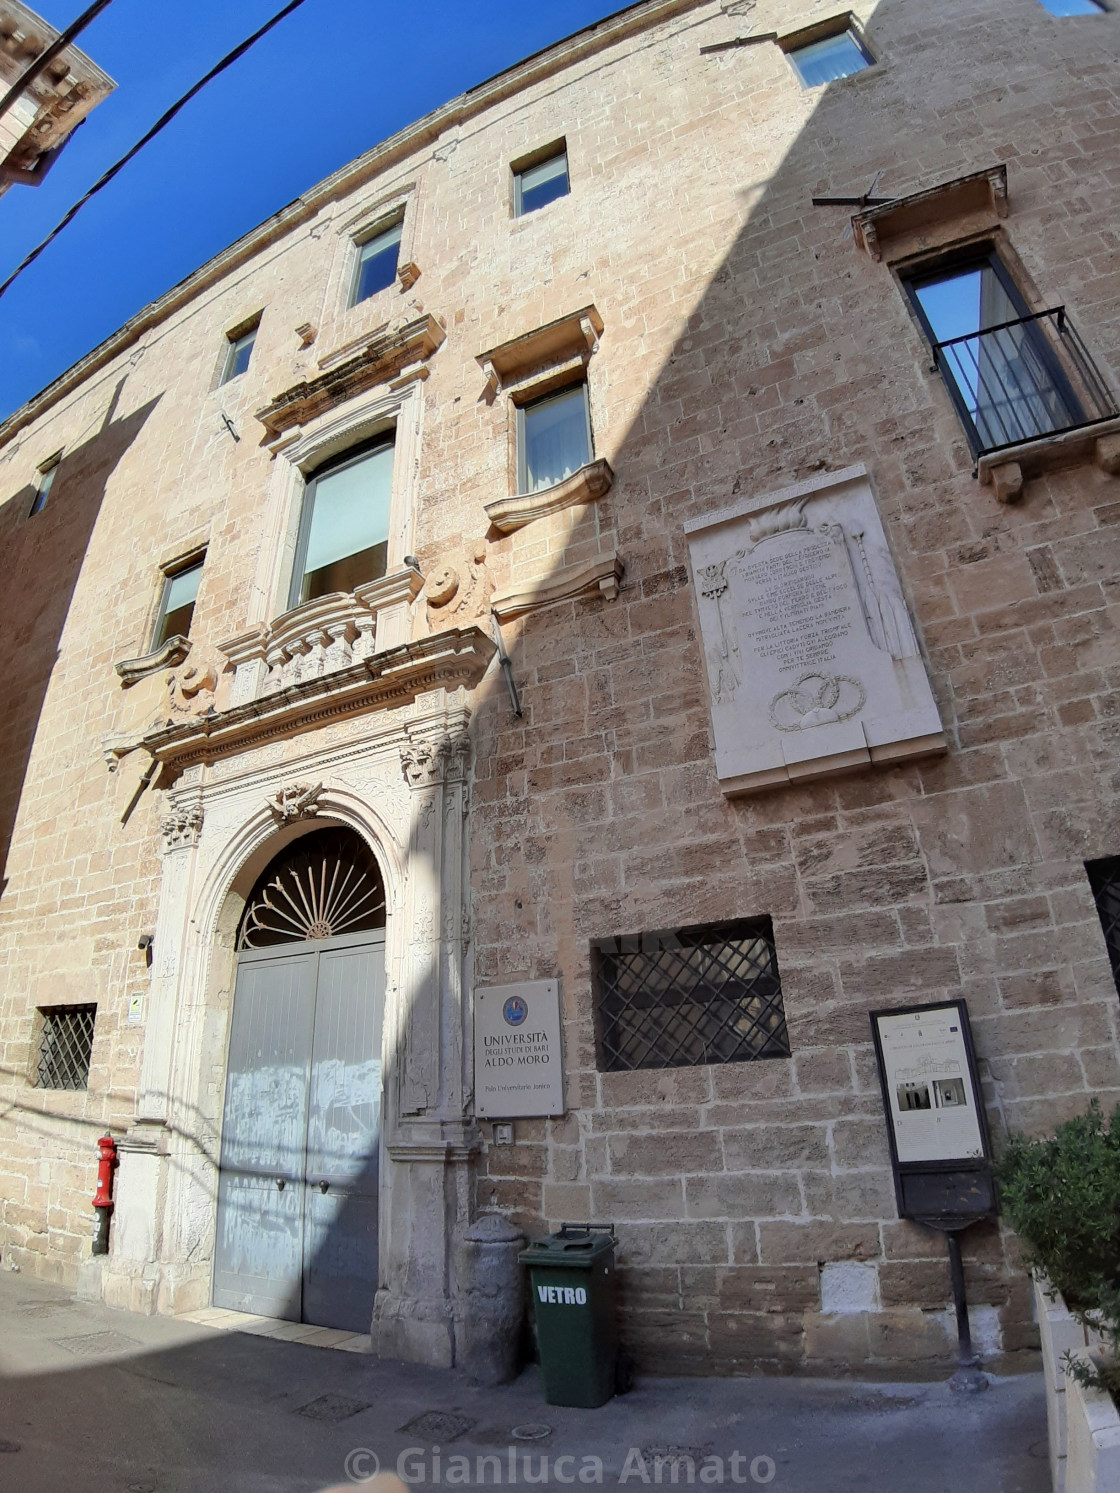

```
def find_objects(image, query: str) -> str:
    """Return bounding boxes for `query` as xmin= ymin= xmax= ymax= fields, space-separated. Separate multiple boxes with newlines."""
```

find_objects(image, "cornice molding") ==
xmin=142 ymin=626 xmax=495 ymax=770
xmin=0 ymin=0 xmax=706 ymax=452
xmin=255 ymin=315 xmax=445 ymax=438
xmin=477 ymin=305 xmax=603 ymax=394
xmin=484 ymin=458 xmax=614 ymax=534
xmin=852 ymin=164 xmax=1009 ymax=263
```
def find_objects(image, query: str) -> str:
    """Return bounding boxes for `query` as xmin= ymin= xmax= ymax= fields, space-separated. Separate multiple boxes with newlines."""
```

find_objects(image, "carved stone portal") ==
xmin=685 ymin=465 xmax=945 ymax=795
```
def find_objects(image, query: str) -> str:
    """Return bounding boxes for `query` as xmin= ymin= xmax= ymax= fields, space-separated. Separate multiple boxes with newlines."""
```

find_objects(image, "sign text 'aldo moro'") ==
xmin=474 ymin=979 xmax=565 ymax=1118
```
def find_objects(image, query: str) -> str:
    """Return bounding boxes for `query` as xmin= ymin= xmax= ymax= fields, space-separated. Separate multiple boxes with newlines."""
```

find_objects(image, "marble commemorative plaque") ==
xmin=684 ymin=465 xmax=945 ymax=794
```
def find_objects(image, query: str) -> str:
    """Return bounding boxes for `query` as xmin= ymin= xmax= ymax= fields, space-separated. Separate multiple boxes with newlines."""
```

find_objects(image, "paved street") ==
xmin=0 ymin=1272 xmax=1049 ymax=1493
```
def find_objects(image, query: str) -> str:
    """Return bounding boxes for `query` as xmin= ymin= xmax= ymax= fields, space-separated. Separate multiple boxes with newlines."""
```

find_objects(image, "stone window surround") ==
xmin=213 ymin=309 xmax=263 ymax=392
xmin=776 ymin=11 xmax=878 ymax=85
xmin=509 ymin=136 xmax=569 ymax=220
xmin=315 ymin=180 xmax=422 ymax=368
xmin=476 ymin=304 xmax=605 ymax=503
xmin=856 ymin=167 xmax=1120 ymax=499
xmin=216 ymin=377 xmax=426 ymax=705
xmin=114 ymin=528 xmax=209 ymax=686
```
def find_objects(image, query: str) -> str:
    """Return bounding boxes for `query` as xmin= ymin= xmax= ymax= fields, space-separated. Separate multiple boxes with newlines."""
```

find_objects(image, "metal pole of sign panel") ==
xmin=868 ymin=999 xmax=997 ymax=1394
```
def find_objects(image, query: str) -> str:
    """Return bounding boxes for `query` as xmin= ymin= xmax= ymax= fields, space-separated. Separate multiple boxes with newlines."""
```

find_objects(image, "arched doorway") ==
xmin=213 ymin=825 xmax=387 ymax=1332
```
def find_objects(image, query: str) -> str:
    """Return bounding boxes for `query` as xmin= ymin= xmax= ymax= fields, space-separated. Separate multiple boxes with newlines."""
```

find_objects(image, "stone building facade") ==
xmin=2 ymin=0 xmax=1120 ymax=1376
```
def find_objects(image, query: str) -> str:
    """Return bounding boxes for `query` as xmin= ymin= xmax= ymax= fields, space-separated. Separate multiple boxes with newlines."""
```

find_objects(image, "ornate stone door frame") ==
xmin=103 ymin=692 xmax=479 ymax=1368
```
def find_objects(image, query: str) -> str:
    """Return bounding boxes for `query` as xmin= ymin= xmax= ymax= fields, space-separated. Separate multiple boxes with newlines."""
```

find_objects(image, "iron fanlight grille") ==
xmin=35 ymin=1005 xmax=96 ymax=1090
xmin=238 ymin=827 xmax=387 ymax=949
xmin=592 ymin=918 xmax=789 ymax=1073
xmin=1087 ymin=856 xmax=1120 ymax=999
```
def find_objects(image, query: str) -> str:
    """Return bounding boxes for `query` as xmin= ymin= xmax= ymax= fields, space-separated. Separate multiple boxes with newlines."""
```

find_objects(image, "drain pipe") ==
xmin=490 ymin=613 xmax=523 ymax=718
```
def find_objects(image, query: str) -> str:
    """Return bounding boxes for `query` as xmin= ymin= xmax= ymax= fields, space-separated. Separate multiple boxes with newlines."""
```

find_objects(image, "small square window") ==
xmin=28 ymin=453 xmax=61 ymax=517
xmin=35 ymin=1005 xmax=96 ymax=1090
xmin=221 ymin=324 xmax=257 ymax=384
xmin=517 ymin=384 xmax=592 ymax=495
xmin=591 ymin=918 xmax=789 ymax=1073
xmin=153 ymin=556 xmax=204 ymax=649
xmin=514 ymin=148 xmax=570 ymax=217
xmin=1087 ymin=856 xmax=1120 ymax=999
xmin=352 ymin=221 xmax=402 ymax=306
xmin=787 ymin=28 xmax=873 ymax=86
xmin=1038 ymin=0 xmax=1106 ymax=13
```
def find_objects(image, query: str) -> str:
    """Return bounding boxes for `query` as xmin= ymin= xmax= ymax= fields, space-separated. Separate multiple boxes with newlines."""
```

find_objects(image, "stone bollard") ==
xmin=458 ymin=1212 xmax=526 ymax=1386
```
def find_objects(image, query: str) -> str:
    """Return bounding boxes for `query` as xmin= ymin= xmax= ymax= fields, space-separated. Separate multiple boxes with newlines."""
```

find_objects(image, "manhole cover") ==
xmin=52 ymin=1331 xmax=143 ymax=1357
xmin=511 ymin=1424 xmax=552 ymax=1441
xmin=0 ymin=1441 xmax=20 ymax=1454
xmin=295 ymin=1393 xmax=371 ymax=1424
xmin=398 ymin=1411 xmax=475 ymax=1442
xmin=639 ymin=1447 xmax=713 ymax=1474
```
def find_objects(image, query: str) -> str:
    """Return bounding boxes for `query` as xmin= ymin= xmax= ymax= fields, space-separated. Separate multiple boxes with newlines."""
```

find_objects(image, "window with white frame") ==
xmin=289 ymin=434 xmax=395 ymax=607
xmin=220 ymin=322 xmax=258 ymax=384
xmin=351 ymin=220 xmax=402 ymax=305
xmin=785 ymin=25 xmax=874 ymax=86
xmin=28 ymin=452 xmax=61 ymax=516
xmin=153 ymin=555 xmax=204 ymax=648
xmin=517 ymin=383 xmax=592 ymax=494
xmin=514 ymin=146 xmax=570 ymax=217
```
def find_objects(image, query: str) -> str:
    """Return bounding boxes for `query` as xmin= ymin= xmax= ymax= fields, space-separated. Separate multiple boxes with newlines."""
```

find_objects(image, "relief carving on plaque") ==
xmin=686 ymin=465 xmax=945 ymax=796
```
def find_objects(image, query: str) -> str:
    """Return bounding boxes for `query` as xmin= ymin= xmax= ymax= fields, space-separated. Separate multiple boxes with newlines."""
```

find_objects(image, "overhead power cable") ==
xmin=0 ymin=0 xmax=313 ymax=304
xmin=0 ymin=0 xmax=116 ymax=126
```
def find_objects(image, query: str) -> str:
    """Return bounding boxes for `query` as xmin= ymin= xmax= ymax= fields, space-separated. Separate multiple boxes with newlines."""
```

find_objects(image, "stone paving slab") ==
xmin=0 ymin=1272 xmax=1050 ymax=1493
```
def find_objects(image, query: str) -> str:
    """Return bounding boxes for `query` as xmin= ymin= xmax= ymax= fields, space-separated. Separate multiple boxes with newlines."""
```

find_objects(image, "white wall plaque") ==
xmin=684 ymin=465 xmax=945 ymax=794
xmin=474 ymin=980 xmax=565 ymax=1118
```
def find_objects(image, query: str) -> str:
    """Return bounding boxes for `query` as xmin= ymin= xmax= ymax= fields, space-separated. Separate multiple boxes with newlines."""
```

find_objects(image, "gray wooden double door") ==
xmin=213 ymin=931 xmax=385 ymax=1332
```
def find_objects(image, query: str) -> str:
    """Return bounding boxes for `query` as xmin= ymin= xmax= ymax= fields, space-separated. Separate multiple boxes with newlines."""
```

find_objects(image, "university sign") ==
xmin=474 ymin=980 xmax=565 ymax=1117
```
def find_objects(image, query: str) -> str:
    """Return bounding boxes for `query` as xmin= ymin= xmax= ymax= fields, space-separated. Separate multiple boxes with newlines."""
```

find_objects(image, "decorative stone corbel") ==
xmin=989 ymin=460 xmax=1024 ymax=505
xmin=268 ymin=781 xmax=324 ymax=823
xmin=115 ymin=635 xmax=191 ymax=687
xmin=160 ymin=802 xmax=203 ymax=852
xmin=1096 ymin=434 xmax=1120 ymax=475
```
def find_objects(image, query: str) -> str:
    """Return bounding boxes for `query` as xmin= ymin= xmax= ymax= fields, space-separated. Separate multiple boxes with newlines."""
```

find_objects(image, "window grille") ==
xmin=1087 ymin=856 xmax=1120 ymax=999
xmin=591 ymin=918 xmax=789 ymax=1073
xmin=35 ymin=1005 xmax=96 ymax=1090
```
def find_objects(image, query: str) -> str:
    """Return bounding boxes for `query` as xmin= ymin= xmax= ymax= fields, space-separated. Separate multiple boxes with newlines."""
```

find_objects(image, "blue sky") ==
xmin=0 ymin=0 xmax=622 ymax=420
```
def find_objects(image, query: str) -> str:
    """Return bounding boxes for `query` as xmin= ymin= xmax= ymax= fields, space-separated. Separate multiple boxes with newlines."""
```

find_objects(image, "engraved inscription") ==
xmin=734 ymin=533 xmax=856 ymax=677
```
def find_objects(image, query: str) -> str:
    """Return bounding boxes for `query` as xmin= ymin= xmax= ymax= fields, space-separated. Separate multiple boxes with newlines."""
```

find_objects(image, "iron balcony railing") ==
xmin=930 ymin=305 xmax=1119 ymax=460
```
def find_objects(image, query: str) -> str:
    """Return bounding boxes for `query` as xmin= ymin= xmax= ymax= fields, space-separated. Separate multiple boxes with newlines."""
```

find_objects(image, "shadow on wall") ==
xmin=0 ymin=385 xmax=161 ymax=902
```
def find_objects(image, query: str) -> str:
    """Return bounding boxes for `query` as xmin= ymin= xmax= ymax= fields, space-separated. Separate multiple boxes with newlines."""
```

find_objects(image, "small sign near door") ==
xmin=474 ymin=979 xmax=565 ymax=1118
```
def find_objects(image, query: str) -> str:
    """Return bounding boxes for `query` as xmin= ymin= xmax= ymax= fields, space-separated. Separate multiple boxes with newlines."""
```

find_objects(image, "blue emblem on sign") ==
xmin=503 ymin=995 xmax=528 ymax=1027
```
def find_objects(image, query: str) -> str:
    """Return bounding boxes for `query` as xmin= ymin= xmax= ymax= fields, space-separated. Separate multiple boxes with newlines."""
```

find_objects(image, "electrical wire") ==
xmin=0 ymin=0 xmax=313 ymax=304
xmin=0 ymin=0 xmax=115 ymax=125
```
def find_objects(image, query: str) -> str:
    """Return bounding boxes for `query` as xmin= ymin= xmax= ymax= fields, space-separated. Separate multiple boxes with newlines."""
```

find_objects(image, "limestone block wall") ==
xmin=0 ymin=0 xmax=1116 ymax=1376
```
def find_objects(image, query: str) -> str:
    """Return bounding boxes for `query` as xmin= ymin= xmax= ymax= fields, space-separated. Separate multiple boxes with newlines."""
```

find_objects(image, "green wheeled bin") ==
xmin=519 ymin=1223 xmax=619 ymax=1408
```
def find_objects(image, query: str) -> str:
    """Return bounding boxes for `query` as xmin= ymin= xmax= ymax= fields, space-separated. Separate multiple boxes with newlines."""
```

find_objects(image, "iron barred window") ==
xmin=35 ymin=1005 xmax=96 ymax=1090
xmin=1086 ymin=856 xmax=1120 ymax=999
xmin=591 ymin=918 xmax=789 ymax=1073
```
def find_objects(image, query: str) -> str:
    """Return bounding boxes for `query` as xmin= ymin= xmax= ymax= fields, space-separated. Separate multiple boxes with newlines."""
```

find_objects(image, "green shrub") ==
xmin=999 ymin=1099 xmax=1120 ymax=1399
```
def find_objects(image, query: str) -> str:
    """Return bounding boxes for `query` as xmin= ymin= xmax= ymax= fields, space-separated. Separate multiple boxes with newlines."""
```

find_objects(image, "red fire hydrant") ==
xmin=91 ymin=1133 xmax=117 ymax=1255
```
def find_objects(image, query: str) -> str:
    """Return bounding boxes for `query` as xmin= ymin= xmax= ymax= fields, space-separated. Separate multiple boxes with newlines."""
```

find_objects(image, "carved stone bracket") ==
xmin=160 ymin=802 xmax=203 ymax=852
xmin=476 ymin=305 xmax=604 ymax=395
xmin=977 ymin=416 xmax=1120 ymax=502
xmin=115 ymin=635 xmax=191 ymax=687
xmin=400 ymin=733 xmax=470 ymax=790
xmin=267 ymin=781 xmax=324 ymax=822
xmin=484 ymin=458 xmax=614 ymax=535
xmin=490 ymin=551 xmax=623 ymax=622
